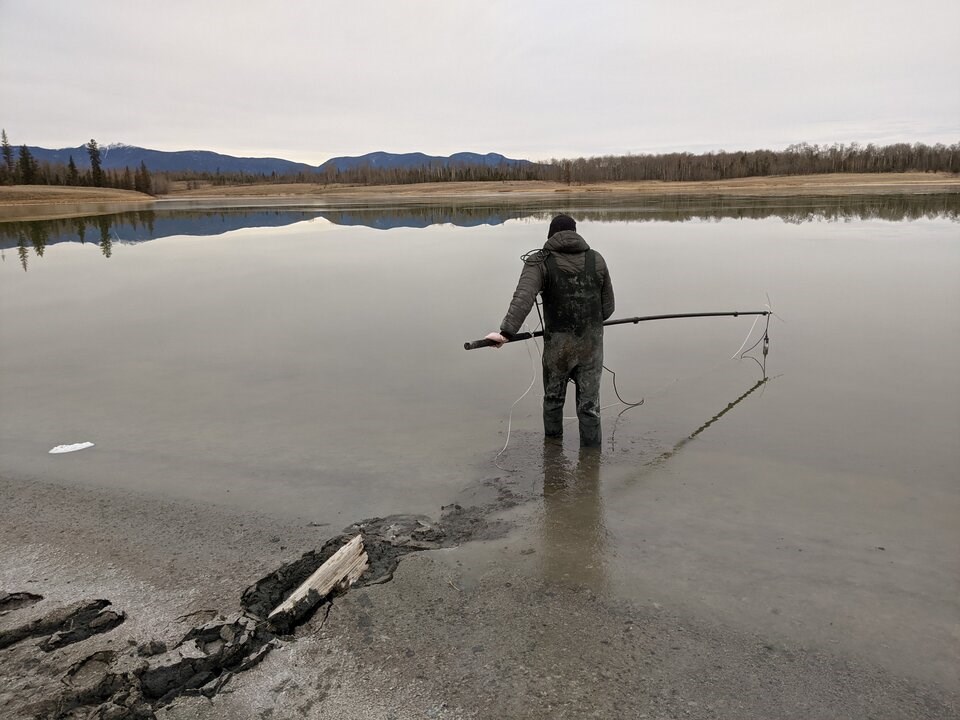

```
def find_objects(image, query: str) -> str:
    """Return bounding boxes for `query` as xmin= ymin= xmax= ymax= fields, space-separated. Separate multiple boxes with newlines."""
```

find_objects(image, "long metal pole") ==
xmin=464 ymin=311 xmax=770 ymax=350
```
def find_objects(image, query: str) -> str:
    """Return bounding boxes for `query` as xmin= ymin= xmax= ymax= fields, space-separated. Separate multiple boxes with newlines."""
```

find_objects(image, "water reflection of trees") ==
xmin=29 ymin=224 xmax=48 ymax=257
xmin=1 ymin=209 xmax=160 ymax=267
xmin=537 ymin=193 xmax=960 ymax=225
xmin=17 ymin=233 xmax=28 ymax=271
xmin=317 ymin=204 xmax=531 ymax=229
xmin=12 ymin=224 xmax=50 ymax=270
xmin=1 ymin=194 xmax=956 ymax=270
xmin=317 ymin=194 xmax=959 ymax=229
xmin=97 ymin=216 xmax=112 ymax=258
xmin=0 ymin=208 xmax=321 ymax=270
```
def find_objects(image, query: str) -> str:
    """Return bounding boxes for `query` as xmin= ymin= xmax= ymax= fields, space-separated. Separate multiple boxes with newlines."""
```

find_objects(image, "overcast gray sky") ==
xmin=2 ymin=0 xmax=957 ymax=165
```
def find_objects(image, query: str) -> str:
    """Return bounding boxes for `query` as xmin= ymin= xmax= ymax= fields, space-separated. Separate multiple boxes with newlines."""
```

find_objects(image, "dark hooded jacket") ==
xmin=499 ymin=230 xmax=614 ymax=338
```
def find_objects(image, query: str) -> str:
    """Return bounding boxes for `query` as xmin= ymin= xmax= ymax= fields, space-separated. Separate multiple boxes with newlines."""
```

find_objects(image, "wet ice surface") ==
xmin=1 ymin=197 xmax=958 ymax=691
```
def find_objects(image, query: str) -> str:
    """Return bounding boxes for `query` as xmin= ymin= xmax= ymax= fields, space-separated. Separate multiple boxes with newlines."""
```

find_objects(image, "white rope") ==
xmin=492 ymin=299 xmax=774 ymax=465
xmin=730 ymin=312 xmax=762 ymax=359
xmin=493 ymin=324 xmax=540 ymax=471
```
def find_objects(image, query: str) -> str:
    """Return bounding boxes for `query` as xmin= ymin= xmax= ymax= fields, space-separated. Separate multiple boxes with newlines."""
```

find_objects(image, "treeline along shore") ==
xmin=2 ymin=174 xmax=960 ymax=223
xmin=1 ymin=128 xmax=958 ymax=199
xmin=4 ymin=191 xmax=959 ymax=272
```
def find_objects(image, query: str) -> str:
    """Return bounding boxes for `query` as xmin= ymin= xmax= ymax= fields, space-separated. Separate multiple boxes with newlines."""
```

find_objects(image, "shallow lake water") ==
xmin=2 ymin=194 xmax=958 ymax=686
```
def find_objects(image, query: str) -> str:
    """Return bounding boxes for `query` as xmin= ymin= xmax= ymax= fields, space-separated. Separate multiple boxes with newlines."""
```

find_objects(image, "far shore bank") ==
xmin=163 ymin=172 xmax=960 ymax=200
xmin=2 ymin=172 xmax=958 ymax=221
xmin=0 ymin=186 xmax=155 ymax=222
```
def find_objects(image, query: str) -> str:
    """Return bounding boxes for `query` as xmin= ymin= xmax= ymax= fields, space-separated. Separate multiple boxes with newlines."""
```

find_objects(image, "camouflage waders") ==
xmin=541 ymin=249 xmax=604 ymax=447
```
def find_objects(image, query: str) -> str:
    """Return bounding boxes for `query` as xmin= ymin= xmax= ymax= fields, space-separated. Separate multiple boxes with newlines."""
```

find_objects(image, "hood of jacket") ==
xmin=544 ymin=230 xmax=589 ymax=253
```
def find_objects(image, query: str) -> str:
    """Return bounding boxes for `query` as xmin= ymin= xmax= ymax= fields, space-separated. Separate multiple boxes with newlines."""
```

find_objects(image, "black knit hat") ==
xmin=547 ymin=214 xmax=576 ymax=238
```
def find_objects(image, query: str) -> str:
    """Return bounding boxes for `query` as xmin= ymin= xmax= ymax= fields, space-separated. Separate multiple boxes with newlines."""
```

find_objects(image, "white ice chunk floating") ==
xmin=49 ymin=442 xmax=95 ymax=454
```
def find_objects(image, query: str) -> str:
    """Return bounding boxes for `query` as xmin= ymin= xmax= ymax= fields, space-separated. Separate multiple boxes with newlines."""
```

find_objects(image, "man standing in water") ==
xmin=486 ymin=214 xmax=615 ymax=447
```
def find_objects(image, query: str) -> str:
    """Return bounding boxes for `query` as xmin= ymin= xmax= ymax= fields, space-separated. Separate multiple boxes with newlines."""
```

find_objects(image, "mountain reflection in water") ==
xmin=2 ymin=193 xmax=958 ymax=271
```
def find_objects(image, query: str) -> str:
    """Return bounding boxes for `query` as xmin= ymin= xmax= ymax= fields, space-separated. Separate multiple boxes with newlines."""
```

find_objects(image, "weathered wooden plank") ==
xmin=268 ymin=534 xmax=367 ymax=621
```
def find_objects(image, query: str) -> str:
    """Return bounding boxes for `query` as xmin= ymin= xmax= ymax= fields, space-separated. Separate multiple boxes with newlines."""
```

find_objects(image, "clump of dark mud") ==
xmin=1 ymin=501 xmax=508 ymax=719
xmin=0 ymin=598 xmax=125 ymax=652
xmin=242 ymin=504 xmax=506 ymax=632
xmin=0 ymin=591 xmax=43 ymax=613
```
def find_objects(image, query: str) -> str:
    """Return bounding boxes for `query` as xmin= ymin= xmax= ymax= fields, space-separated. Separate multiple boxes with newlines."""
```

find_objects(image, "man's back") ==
xmin=499 ymin=229 xmax=614 ymax=339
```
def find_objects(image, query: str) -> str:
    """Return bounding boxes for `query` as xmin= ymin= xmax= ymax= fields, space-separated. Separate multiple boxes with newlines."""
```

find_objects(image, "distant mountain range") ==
xmin=318 ymin=151 xmax=530 ymax=173
xmin=21 ymin=143 xmax=532 ymax=175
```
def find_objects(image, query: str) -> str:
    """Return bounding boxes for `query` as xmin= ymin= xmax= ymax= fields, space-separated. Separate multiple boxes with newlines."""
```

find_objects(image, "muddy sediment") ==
xmin=2 ymin=469 xmax=956 ymax=719
xmin=0 ymin=592 xmax=43 ymax=613
xmin=0 ymin=599 xmax=125 ymax=652
xmin=242 ymin=504 xmax=504 ymax=626
xmin=0 ymin=500 xmax=507 ymax=720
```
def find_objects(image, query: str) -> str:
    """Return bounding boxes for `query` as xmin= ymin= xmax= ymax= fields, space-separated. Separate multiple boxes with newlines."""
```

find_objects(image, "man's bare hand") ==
xmin=485 ymin=332 xmax=508 ymax=348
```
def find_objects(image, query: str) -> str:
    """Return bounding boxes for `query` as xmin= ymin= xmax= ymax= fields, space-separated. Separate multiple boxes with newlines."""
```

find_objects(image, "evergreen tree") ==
xmin=121 ymin=166 xmax=133 ymax=190
xmin=134 ymin=160 xmax=153 ymax=194
xmin=86 ymin=139 xmax=103 ymax=187
xmin=1 ymin=129 xmax=14 ymax=182
xmin=17 ymin=145 xmax=37 ymax=184
xmin=67 ymin=156 xmax=79 ymax=185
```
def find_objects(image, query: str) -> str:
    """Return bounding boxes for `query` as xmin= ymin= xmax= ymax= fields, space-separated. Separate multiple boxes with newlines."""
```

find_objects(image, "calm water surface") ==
xmin=2 ymin=195 xmax=958 ymax=685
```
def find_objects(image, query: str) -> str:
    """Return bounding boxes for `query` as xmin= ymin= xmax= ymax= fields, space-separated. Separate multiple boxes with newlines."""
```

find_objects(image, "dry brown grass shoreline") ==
xmin=0 ymin=186 xmax=154 ymax=221
xmin=2 ymin=172 xmax=958 ymax=221
xmin=0 ymin=185 xmax=153 ymax=205
xmin=163 ymin=172 xmax=960 ymax=200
